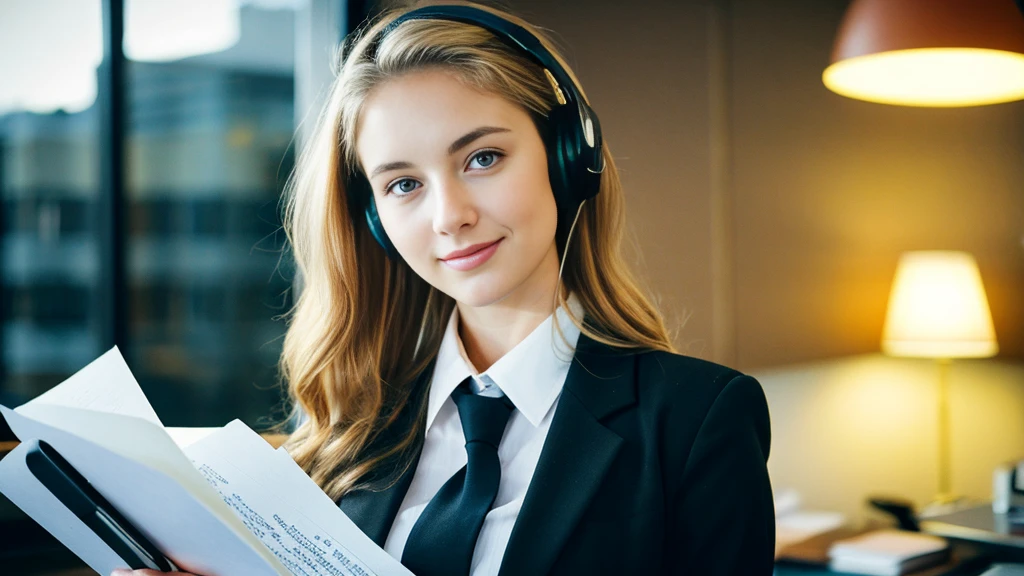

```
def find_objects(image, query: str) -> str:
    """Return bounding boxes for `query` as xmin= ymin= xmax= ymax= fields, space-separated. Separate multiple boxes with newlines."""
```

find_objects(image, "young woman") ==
xmin=115 ymin=1 xmax=774 ymax=575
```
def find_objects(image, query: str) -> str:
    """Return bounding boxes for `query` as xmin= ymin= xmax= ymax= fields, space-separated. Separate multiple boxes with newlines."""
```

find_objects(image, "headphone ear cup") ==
xmin=580 ymin=102 xmax=604 ymax=199
xmin=546 ymin=103 xmax=603 ymax=209
xmin=364 ymin=195 xmax=399 ymax=258
xmin=545 ymin=104 xmax=577 ymax=210
xmin=347 ymin=172 xmax=399 ymax=258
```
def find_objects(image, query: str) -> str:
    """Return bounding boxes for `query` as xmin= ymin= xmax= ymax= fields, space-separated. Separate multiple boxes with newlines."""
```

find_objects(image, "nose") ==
xmin=432 ymin=175 xmax=478 ymax=236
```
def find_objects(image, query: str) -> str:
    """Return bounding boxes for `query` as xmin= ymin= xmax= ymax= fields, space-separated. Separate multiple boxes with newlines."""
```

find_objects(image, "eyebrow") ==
xmin=367 ymin=126 xmax=512 ymax=180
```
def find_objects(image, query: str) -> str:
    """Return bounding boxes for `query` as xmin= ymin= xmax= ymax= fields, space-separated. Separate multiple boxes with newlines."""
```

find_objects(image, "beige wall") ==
xmin=502 ymin=0 xmax=1024 ymax=369
xmin=504 ymin=0 xmax=1024 ymax=523
xmin=508 ymin=0 xmax=721 ymax=358
xmin=755 ymin=356 xmax=1024 ymax=523
xmin=729 ymin=0 xmax=1024 ymax=369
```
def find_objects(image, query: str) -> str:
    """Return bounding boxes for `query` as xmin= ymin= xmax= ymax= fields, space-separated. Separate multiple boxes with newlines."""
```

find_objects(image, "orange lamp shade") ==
xmin=824 ymin=0 xmax=1024 ymax=107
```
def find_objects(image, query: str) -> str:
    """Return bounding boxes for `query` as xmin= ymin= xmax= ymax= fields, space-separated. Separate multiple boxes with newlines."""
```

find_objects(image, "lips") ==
xmin=439 ymin=239 xmax=503 ymax=271
xmin=441 ymin=240 xmax=501 ymax=261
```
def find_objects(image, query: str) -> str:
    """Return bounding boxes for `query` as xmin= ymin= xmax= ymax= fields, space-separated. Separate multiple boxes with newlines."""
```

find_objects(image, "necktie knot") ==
xmin=452 ymin=385 xmax=514 ymax=450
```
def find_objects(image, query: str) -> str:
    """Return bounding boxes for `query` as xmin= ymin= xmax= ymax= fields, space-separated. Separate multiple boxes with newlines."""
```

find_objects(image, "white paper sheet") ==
xmin=0 ymin=347 xmax=288 ymax=575
xmin=0 ymin=404 xmax=288 ymax=576
xmin=0 ymin=346 xmax=410 ymax=576
xmin=775 ymin=510 xmax=847 ymax=557
xmin=23 ymin=345 xmax=162 ymax=426
xmin=184 ymin=420 xmax=412 ymax=576
xmin=167 ymin=427 xmax=221 ymax=449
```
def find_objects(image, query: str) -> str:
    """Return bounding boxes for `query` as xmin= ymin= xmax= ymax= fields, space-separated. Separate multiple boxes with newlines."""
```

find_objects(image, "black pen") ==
xmin=24 ymin=438 xmax=177 ymax=572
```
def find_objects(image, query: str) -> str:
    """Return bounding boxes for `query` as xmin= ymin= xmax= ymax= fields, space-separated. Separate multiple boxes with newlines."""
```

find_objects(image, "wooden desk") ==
xmin=775 ymin=543 xmax=990 ymax=575
xmin=774 ymin=522 xmax=993 ymax=575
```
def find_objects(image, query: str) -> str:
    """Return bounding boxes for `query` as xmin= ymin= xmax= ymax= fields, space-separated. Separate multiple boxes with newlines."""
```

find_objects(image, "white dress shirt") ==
xmin=383 ymin=295 xmax=583 ymax=575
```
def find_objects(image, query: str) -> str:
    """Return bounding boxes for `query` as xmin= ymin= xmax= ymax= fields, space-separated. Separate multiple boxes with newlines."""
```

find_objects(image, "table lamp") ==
xmin=882 ymin=251 xmax=998 ymax=505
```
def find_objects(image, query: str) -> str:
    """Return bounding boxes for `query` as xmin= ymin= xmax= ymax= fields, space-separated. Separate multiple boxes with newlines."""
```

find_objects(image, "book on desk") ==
xmin=827 ymin=529 xmax=950 ymax=576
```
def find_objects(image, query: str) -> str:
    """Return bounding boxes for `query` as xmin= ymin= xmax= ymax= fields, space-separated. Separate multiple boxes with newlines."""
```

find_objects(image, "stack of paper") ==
xmin=828 ymin=529 xmax=949 ymax=576
xmin=773 ymin=487 xmax=848 ymax=558
xmin=0 ymin=346 xmax=413 ymax=576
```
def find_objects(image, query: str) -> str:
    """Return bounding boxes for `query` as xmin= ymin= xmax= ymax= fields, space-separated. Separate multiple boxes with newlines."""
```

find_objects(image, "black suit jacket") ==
xmin=338 ymin=333 xmax=775 ymax=575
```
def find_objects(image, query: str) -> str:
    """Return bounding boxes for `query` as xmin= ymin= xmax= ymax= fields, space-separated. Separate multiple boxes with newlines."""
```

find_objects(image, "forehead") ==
xmin=354 ymin=69 xmax=529 ymax=164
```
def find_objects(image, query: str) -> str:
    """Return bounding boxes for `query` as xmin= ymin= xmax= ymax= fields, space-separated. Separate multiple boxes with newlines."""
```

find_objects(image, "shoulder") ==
xmin=626 ymin=350 xmax=771 ymax=488
xmin=636 ymin=349 xmax=741 ymax=387
xmin=630 ymin=349 xmax=770 ymax=441
xmin=633 ymin=348 xmax=753 ymax=406
xmin=568 ymin=334 xmax=769 ymax=440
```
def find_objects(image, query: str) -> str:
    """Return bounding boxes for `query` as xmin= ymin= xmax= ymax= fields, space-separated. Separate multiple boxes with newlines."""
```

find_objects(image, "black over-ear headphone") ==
xmin=347 ymin=4 xmax=605 ymax=258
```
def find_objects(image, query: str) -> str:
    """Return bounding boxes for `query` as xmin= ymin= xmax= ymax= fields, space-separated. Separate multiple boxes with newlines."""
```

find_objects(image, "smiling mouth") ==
xmin=440 ymin=239 xmax=503 ymax=271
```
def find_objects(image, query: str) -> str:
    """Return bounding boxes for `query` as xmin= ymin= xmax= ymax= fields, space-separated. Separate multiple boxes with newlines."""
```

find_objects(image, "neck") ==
xmin=456 ymin=244 xmax=561 ymax=373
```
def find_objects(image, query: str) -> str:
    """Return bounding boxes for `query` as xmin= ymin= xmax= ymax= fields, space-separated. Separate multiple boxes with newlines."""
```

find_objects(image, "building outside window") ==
xmin=0 ymin=0 xmax=351 ymax=570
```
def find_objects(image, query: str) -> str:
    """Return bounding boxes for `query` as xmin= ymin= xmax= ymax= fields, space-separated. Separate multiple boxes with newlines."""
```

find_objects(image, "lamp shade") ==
xmin=824 ymin=0 xmax=1024 ymax=107
xmin=882 ymin=251 xmax=998 ymax=358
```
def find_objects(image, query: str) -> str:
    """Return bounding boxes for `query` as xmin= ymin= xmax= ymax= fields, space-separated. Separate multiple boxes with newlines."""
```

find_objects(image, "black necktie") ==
xmin=401 ymin=381 xmax=514 ymax=576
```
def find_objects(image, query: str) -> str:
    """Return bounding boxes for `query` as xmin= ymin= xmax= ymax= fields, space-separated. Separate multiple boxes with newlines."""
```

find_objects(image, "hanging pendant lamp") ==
xmin=824 ymin=0 xmax=1024 ymax=107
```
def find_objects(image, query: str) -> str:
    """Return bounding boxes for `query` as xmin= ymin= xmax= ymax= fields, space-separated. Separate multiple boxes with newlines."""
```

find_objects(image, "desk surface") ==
xmin=775 ymin=554 xmax=990 ymax=576
xmin=774 ymin=511 xmax=1003 ymax=576
xmin=922 ymin=505 xmax=1024 ymax=549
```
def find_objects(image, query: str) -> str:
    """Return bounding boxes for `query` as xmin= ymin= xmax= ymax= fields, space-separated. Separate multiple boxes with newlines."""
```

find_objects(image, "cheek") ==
xmin=502 ymin=170 xmax=557 ymax=239
xmin=382 ymin=212 xmax=442 ymax=283
xmin=375 ymin=202 xmax=428 ymax=257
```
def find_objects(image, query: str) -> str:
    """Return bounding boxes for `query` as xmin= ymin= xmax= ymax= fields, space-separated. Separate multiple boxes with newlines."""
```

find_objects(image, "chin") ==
xmin=435 ymin=271 xmax=519 ymax=309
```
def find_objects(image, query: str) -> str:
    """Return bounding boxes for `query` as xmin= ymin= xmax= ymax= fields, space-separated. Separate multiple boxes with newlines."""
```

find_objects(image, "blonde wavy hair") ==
xmin=280 ymin=0 xmax=675 ymax=501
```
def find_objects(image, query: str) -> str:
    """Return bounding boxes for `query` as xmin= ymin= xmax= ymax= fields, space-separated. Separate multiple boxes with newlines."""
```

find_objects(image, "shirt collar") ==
xmin=425 ymin=293 xmax=584 ymax=430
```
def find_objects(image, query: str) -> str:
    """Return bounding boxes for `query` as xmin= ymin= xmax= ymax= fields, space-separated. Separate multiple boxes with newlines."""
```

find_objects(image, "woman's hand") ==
xmin=111 ymin=565 xmax=200 ymax=569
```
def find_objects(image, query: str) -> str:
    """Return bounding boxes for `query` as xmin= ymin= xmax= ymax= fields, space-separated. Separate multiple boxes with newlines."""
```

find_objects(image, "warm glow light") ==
xmin=824 ymin=48 xmax=1024 ymax=107
xmin=882 ymin=251 xmax=998 ymax=358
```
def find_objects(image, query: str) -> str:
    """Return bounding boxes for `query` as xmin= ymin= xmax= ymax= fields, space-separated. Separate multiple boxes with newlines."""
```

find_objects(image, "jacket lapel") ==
xmin=498 ymin=334 xmax=637 ymax=576
xmin=338 ymin=451 xmax=420 ymax=546
xmin=337 ymin=365 xmax=433 ymax=546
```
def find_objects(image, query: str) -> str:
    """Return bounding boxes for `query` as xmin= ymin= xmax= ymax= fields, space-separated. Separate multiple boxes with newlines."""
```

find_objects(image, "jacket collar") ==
xmin=337 ymin=331 xmax=640 ymax=572
xmin=497 ymin=331 xmax=637 ymax=575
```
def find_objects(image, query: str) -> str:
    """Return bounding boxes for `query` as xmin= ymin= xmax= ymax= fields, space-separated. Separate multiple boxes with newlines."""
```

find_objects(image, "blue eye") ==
xmin=469 ymin=150 xmax=504 ymax=169
xmin=386 ymin=178 xmax=421 ymax=196
xmin=383 ymin=151 xmax=503 ymax=196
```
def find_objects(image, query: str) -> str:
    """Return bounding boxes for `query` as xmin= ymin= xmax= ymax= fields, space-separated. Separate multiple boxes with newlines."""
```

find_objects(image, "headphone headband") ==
xmin=367 ymin=5 xmax=583 ymax=112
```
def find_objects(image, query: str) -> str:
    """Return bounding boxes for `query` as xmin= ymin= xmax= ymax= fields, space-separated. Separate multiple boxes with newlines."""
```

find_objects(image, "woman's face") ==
xmin=355 ymin=69 xmax=560 ymax=308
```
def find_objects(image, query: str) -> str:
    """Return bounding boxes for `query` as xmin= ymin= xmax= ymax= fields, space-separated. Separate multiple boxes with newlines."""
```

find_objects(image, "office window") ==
xmin=122 ymin=0 xmax=301 ymax=427
xmin=0 ymin=0 xmax=353 ymax=431
xmin=0 ymin=1 xmax=107 ymax=408
xmin=0 ymin=1 xmax=353 ymax=570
